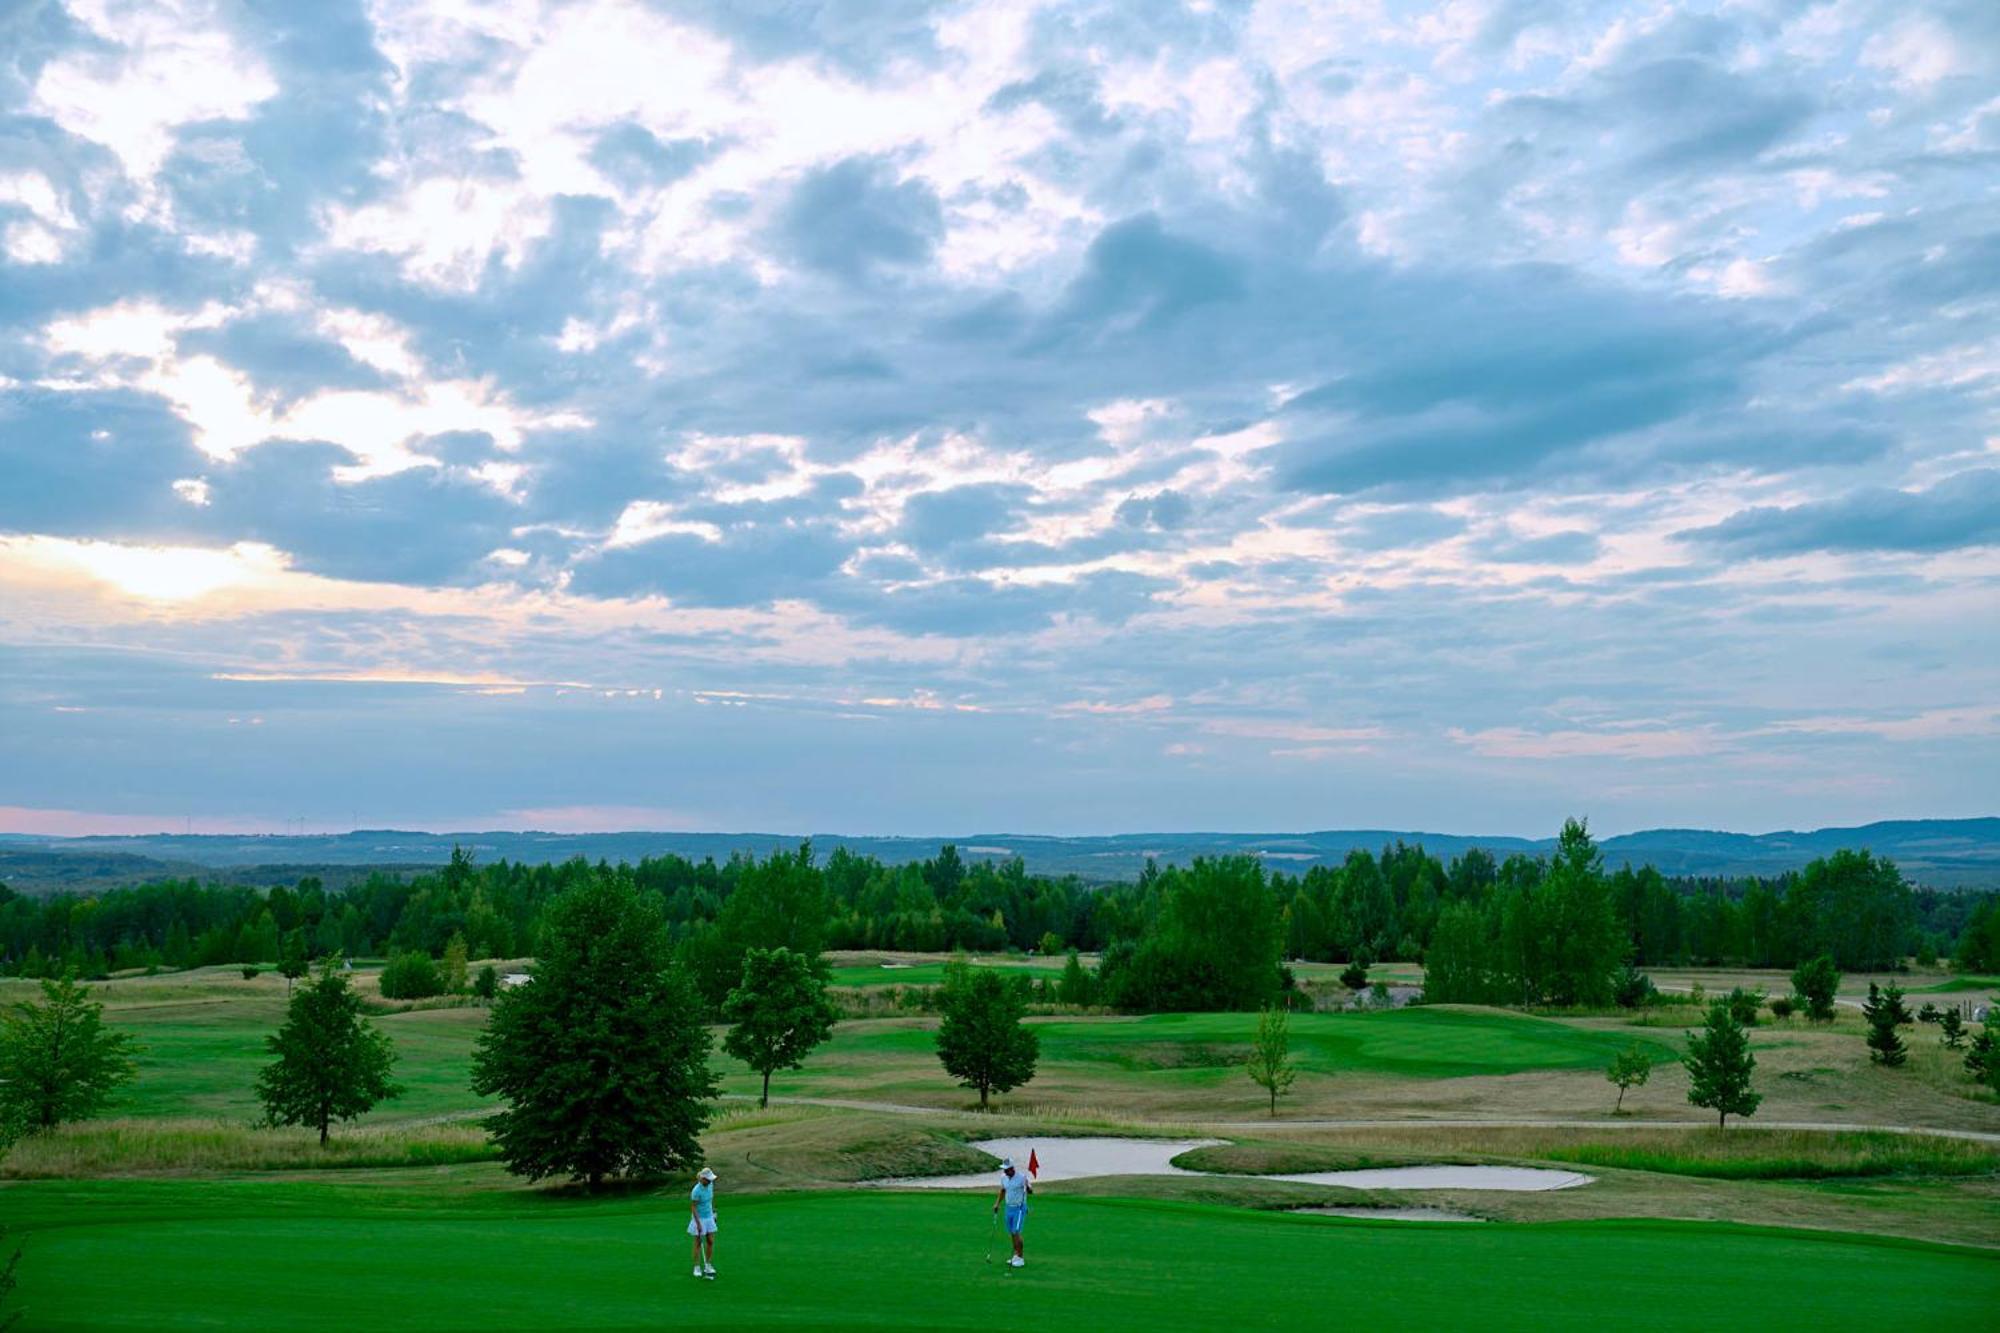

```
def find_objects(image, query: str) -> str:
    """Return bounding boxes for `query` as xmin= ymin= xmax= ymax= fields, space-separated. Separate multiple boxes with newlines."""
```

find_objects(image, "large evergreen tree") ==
xmin=471 ymin=877 xmax=717 ymax=1188
xmin=1683 ymin=999 xmax=1761 ymax=1127
xmin=722 ymin=946 xmax=839 ymax=1109
xmin=255 ymin=958 xmax=399 ymax=1144
xmin=0 ymin=975 xmax=137 ymax=1130
xmin=935 ymin=963 xmax=1038 ymax=1110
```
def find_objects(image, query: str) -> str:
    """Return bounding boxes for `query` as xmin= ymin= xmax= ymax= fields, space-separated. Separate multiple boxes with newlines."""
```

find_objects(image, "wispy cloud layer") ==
xmin=1 ymin=0 xmax=1996 ymax=834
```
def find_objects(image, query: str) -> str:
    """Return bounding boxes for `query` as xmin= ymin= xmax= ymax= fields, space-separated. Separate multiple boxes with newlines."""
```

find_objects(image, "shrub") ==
xmin=1339 ymin=960 xmax=1369 ymax=991
xmin=1726 ymin=986 xmax=1765 ymax=1027
xmin=1790 ymin=955 xmax=1840 ymax=1022
xmin=377 ymin=952 xmax=443 ymax=1001
xmin=1769 ymin=996 xmax=1795 ymax=1021
xmin=1614 ymin=965 xmax=1657 ymax=1009
xmin=472 ymin=965 xmax=499 ymax=1001
xmin=240 ymin=967 xmax=259 ymax=981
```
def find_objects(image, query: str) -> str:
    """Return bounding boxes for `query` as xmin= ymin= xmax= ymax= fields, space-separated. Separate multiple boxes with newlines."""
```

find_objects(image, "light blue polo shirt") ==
xmin=1000 ymin=1170 xmax=1029 ymax=1207
xmin=691 ymin=1180 xmax=715 ymax=1221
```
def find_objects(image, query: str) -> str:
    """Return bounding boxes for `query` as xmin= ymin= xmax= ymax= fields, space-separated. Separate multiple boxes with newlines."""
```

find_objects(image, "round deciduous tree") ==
xmin=935 ymin=963 xmax=1038 ymax=1111
xmin=255 ymin=958 xmax=399 ymax=1145
xmin=722 ymin=946 xmax=839 ymax=1109
xmin=471 ymin=877 xmax=717 ymax=1189
xmin=0 ymin=975 xmax=137 ymax=1131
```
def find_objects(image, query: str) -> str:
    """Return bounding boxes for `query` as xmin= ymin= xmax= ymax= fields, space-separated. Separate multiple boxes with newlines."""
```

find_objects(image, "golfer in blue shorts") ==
xmin=992 ymin=1158 xmax=1032 ymax=1268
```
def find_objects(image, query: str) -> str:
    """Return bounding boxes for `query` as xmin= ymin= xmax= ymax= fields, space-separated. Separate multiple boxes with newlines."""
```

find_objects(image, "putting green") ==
xmin=7 ymin=1183 xmax=1993 ymax=1331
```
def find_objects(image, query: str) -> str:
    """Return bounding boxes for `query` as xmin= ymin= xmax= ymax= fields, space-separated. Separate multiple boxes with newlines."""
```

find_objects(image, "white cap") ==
xmin=698 ymin=1167 xmax=717 ymax=1181
xmin=1000 ymin=1158 xmax=1014 ymax=1171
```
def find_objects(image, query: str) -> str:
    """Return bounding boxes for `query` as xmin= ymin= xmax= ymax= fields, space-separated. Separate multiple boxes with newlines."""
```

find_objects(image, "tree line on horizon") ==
xmin=1 ymin=826 xmax=1996 ymax=991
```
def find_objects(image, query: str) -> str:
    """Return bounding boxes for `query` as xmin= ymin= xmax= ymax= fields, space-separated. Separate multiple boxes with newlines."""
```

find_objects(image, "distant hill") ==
xmin=2 ymin=818 xmax=1996 ymax=893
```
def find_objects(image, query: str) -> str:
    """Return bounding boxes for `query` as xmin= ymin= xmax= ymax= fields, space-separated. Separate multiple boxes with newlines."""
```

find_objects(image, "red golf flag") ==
xmin=1027 ymin=1148 xmax=1039 ymax=1178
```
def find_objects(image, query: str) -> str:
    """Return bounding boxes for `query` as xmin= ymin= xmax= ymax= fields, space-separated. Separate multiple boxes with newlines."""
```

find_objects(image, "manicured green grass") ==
xmin=100 ymin=997 xmax=492 ymax=1126
xmin=728 ymin=1007 xmax=1678 ymax=1099
xmin=826 ymin=958 xmax=1064 ymax=988
xmin=1910 ymin=976 xmax=2000 ymax=994
xmin=6 ymin=1181 xmax=1993 ymax=1331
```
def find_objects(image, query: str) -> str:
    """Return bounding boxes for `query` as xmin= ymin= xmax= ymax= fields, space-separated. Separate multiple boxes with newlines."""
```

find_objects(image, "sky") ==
xmin=0 ymin=0 xmax=1996 ymax=840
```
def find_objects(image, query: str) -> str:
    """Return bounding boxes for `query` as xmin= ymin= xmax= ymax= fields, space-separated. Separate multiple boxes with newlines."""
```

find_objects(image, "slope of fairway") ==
xmin=7 ymin=1183 xmax=1993 ymax=1332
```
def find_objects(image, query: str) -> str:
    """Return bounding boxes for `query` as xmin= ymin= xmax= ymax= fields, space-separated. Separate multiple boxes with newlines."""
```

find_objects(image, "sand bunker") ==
xmin=886 ymin=1137 xmax=1221 ymax=1189
xmin=878 ymin=1138 xmax=1591 ymax=1192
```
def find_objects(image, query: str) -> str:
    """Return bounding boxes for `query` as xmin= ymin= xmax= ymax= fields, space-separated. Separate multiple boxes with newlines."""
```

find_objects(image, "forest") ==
xmin=2 ymin=823 xmax=1996 ymax=1000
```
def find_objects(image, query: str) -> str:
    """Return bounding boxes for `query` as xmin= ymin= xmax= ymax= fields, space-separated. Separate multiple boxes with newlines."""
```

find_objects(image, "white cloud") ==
xmin=31 ymin=0 xmax=277 ymax=184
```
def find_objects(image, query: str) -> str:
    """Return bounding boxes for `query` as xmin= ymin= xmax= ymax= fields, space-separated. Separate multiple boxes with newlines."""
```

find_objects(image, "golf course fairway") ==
xmin=8 ymin=1184 xmax=1995 ymax=1331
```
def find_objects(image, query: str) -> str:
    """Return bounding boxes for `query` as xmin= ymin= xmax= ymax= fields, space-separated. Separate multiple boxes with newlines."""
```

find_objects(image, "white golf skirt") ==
xmin=688 ymin=1215 xmax=718 ymax=1237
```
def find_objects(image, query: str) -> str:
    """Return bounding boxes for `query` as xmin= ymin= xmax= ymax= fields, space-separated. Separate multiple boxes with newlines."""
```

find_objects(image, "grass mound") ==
xmin=0 ymin=1118 xmax=496 ymax=1178
xmin=1175 ymin=1128 xmax=2000 ymax=1183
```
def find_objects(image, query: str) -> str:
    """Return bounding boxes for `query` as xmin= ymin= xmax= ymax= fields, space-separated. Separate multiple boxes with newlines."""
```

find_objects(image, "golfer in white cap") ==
xmin=688 ymin=1167 xmax=718 ymax=1279
xmin=992 ymin=1158 xmax=1032 ymax=1267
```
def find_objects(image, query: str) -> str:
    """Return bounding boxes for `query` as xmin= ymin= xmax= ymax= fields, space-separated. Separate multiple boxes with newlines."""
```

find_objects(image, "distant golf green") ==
xmin=7 ymin=1182 xmax=1992 ymax=1331
xmin=718 ymin=1007 xmax=1678 ymax=1101
xmin=827 ymin=958 xmax=1063 ymax=988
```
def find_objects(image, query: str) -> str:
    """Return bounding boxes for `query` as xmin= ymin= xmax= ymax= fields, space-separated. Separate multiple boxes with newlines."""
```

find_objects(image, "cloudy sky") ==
xmin=1 ymin=0 xmax=1996 ymax=839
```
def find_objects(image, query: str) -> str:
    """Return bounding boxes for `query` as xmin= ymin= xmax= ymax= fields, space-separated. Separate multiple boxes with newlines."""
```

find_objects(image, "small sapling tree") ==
xmin=1057 ymin=950 xmax=1093 ymax=1007
xmin=255 ymin=957 xmax=399 ymax=1145
xmin=935 ymin=963 xmax=1039 ymax=1111
xmin=278 ymin=929 xmax=310 ymax=995
xmin=1862 ymin=982 xmax=1909 ymax=1067
xmin=1339 ymin=958 xmax=1369 ymax=992
xmin=1245 ymin=1002 xmax=1297 ymax=1117
xmin=442 ymin=933 xmax=469 ymax=995
xmin=0 ymin=975 xmax=138 ymax=1131
xmin=1938 ymin=1008 xmax=1965 ymax=1050
xmin=1768 ymin=996 xmax=1795 ymax=1021
xmin=722 ymin=946 xmax=839 ymax=1109
xmin=472 ymin=964 xmax=499 ymax=1001
xmin=1684 ymin=999 xmax=1761 ymax=1128
xmin=1790 ymin=955 xmax=1840 ymax=1023
xmin=1606 ymin=1043 xmax=1654 ymax=1114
